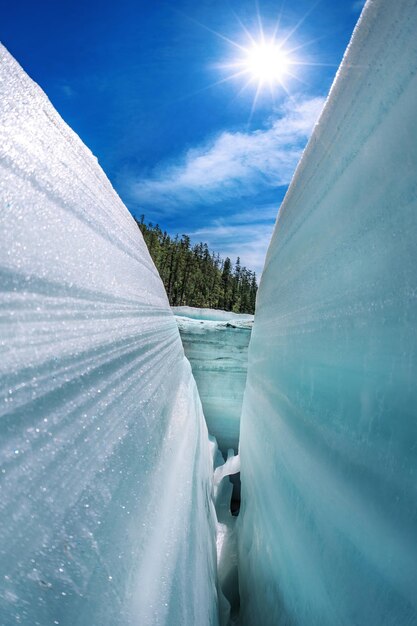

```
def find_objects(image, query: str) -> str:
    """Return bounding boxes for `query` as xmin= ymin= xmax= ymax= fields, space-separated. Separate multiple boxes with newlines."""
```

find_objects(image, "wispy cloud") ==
xmin=128 ymin=95 xmax=325 ymax=210
xmin=126 ymin=95 xmax=325 ymax=274
xmin=60 ymin=83 xmax=76 ymax=98
xmin=187 ymin=204 xmax=280 ymax=276
xmin=352 ymin=0 xmax=366 ymax=13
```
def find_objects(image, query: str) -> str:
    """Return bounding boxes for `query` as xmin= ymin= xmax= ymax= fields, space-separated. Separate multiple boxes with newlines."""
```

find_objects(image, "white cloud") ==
xmin=129 ymin=95 xmax=325 ymax=209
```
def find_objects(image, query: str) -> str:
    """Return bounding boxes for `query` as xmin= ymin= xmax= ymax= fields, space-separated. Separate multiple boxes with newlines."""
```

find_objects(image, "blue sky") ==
xmin=1 ymin=0 xmax=365 ymax=274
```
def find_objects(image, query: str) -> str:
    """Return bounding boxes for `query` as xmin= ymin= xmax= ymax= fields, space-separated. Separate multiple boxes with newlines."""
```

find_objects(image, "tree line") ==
xmin=136 ymin=216 xmax=257 ymax=314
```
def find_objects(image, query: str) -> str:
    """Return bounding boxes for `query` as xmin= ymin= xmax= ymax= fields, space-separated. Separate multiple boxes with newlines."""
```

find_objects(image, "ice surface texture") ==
xmin=0 ymin=47 xmax=218 ymax=626
xmin=173 ymin=308 xmax=253 ymax=454
xmin=238 ymin=0 xmax=417 ymax=624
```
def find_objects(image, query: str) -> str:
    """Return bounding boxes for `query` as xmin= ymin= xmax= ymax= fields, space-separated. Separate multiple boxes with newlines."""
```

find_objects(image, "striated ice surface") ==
xmin=173 ymin=307 xmax=253 ymax=455
xmin=238 ymin=1 xmax=417 ymax=624
xmin=0 ymin=46 xmax=219 ymax=626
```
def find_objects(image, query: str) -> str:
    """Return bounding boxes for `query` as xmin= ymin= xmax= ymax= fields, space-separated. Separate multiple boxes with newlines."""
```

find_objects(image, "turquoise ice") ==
xmin=238 ymin=0 xmax=417 ymax=624
xmin=174 ymin=307 xmax=253 ymax=455
xmin=2 ymin=0 xmax=417 ymax=624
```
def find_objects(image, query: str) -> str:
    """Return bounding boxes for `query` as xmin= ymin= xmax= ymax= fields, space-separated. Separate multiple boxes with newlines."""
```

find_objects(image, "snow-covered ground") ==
xmin=0 ymin=46 xmax=219 ymax=626
xmin=173 ymin=307 xmax=253 ymax=454
xmin=238 ymin=1 xmax=417 ymax=624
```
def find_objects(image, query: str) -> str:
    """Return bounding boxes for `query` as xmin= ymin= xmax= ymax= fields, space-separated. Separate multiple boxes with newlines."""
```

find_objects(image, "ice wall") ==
xmin=0 ymin=46 xmax=219 ymax=626
xmin=173 ymin=307 xmax=253 ymax=454
xmin=238 ymin=0 xmax=417 ymax=624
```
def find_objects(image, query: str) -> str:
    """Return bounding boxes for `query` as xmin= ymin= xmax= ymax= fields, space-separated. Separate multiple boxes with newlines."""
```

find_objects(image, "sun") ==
xmin=215 ymin=26 xmax=301 ymax=111
xmin=244 ymin=41 xmax=290 ymax=85
xmin=185 ymin=10 xmax=315 ymax=115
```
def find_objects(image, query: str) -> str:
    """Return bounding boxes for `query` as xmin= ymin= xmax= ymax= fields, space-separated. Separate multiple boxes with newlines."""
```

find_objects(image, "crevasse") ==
xmin=173 ymin=306 xmax=253 ymax=456
xmin=173 ymin=308 xmax=250 ymax=625
xmin=1 ymin=0 xmax=417 ymax=624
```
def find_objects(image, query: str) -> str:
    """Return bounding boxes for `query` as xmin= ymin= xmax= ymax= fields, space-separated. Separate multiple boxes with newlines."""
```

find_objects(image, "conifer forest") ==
xmin=136 ymin=217 xmax=258 ymax=313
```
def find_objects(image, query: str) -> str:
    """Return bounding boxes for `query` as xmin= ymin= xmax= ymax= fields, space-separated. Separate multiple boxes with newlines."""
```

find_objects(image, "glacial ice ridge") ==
xmin=238 ymin=0 xmax=417 ymax=624
xmin=0 ymin=45 xmax=219 ymax=626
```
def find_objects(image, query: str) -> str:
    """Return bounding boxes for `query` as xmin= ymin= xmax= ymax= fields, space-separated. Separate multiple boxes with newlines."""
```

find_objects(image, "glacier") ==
xmin=2 ymin=0 xmax=417 ymax=623
xmin=174 ymin=307 xmax=253 ymax=455
xmin=238 ymin=0 xmax=417 ymax=624
xmin=0 ymin=46 xmax=219 ymax=626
